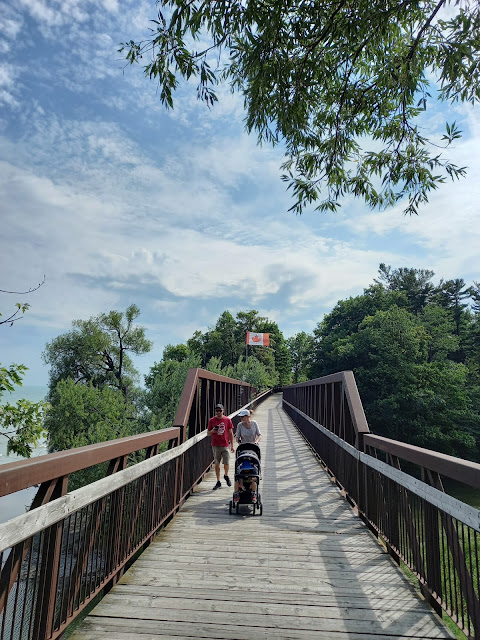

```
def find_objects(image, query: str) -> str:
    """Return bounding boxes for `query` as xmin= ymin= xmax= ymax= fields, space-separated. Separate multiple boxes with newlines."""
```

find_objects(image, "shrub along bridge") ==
xmin=0 ymin=370 xmax=479 ymax=639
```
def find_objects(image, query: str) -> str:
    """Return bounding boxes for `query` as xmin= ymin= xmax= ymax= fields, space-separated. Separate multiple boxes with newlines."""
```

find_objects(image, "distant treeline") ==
xmin=39 ymin=265 xmax=480 ymax=482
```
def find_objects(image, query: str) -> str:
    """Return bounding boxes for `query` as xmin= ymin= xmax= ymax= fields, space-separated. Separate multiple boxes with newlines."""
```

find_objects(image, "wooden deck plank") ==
xmin=71 ymin=394 xmax=453 ymax=639
xmin=73 ymin=601 xmax=450 ymax=638
xmin=73 ymin=617 xmax=446 ymax=640
xmin=112 ymin=584 xmax=427 ymax=609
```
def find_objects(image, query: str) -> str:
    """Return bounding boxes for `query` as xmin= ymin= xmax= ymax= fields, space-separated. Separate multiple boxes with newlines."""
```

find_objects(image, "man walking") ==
xmin=207 ymin=403 xmax=235 ymax=490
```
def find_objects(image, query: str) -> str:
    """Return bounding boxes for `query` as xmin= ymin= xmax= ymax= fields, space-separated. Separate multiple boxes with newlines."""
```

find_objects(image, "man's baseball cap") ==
xmin=215 ymin=403 xmax=224 ymax=410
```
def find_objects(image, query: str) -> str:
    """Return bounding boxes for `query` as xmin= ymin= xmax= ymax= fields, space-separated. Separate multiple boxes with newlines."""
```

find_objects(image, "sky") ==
xmin=1 ymin=0 xmax=479 ymax=387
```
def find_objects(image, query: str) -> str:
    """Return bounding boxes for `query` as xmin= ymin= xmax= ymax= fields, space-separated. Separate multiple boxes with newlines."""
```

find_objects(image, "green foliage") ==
xmin=0 ymin=363 xmax=48 ymax=457
xmin=0 ymin=281 xmax=49 ymax=458
xmin=145 ymin=353 xmax=202 ymax=429
xmin=419 ymin=304 xmax=459 ymax=362
xmin=311 ymin=265 xmax=480 ymax=461
xmin=287 ymin=331 xmax=315 ymax=383
xmin=46 ymin=379 xmax=141 ymax=452
xmin=43 ymin=305 xmax=152 ymax=486
xmin=162 ymin=343 xmax=190 ymax=362
xmin=312 ymin=284 xmax=409 ymax=376
xmin=432 ymin=278 xmax=472 ymax=337
xmin=121 ymin=1 xmax=479 ymax=215
xmin=43 ymin=304 xmax=152 ymax=399
xmin=375 ymin=264 xmax=436 ymax=314
xmin=44 ymin=379 xmax=143 ymax=488
xmin=209 ymin=354 xmax=279 ymax=390
xmin=144 ymin=309 xmax=290 ymax=429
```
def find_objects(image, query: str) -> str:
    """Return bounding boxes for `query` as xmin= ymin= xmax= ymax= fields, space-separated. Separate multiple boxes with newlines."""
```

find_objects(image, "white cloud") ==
xmin=0 ymin=63 xmax=20 ymax=106
xmin=0 ymin=15 xmax=22 ymax=40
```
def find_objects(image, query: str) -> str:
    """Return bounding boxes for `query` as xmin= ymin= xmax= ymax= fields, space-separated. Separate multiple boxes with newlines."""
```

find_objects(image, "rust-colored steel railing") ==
xmin=0 ymin=427 xmax=215 ymax=640
xmin=173 ymin=368 xmax=260 ymax=441
xmin=283 ymin=372 xmax=480 ymax=640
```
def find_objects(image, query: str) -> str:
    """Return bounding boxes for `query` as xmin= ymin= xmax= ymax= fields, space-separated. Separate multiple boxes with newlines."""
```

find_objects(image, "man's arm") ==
xmin=228 ymin=427 xmax=235 ymax=452
xmin=207 ymin=418 xmax=214 ymax=436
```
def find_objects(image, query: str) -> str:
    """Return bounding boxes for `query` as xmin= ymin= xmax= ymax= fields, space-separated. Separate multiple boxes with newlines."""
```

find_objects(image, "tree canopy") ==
xmin=43 ymin=304 xmax=152 ymax=399
xmin=42 ymin=305 xmax=152 ymax=480
xmin=122 ymin=0 xmax=480 ymax=215
xmin=310 ymin=264 xmax=480 ymax=460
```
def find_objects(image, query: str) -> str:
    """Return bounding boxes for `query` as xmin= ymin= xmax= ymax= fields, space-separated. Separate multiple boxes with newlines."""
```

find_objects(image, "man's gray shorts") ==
xmin=212 ymin=446 xmax=230 ymax=465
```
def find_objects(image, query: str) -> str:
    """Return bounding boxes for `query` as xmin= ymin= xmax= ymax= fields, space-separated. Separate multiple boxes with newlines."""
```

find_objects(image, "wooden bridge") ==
xmin=0 ymin=370 xmax=479 ymax=640
xmin=71 ymin=394 xmax=451 ymax=639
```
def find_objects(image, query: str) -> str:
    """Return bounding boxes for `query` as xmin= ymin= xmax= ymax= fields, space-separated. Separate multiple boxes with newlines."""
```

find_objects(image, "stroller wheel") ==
xmin=251 ymin=503 xmax=256 ymax=516
xmin=235 ymin=502 xmax=239 ymax=514
xmin=229 ymin=500 xmax=233 ymax=515
xmin=259 ymin=503 xmax=263 ymax=516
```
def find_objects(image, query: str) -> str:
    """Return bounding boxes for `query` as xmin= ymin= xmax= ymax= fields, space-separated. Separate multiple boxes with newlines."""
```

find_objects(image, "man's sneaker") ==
xmin=251 ymin=491 xmax=258 ymax=503
xmin=233 ymin=492 xmax=240 ymax=503
xmin=213 ymin=480 xmax=221 ymax=490
xmin=224 ymin=475 xmax=232 ymax=487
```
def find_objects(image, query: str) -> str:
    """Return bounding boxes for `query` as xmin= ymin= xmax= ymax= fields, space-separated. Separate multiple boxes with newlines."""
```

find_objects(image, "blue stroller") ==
xmin=229 ymin=443 xmax=263 ymax=516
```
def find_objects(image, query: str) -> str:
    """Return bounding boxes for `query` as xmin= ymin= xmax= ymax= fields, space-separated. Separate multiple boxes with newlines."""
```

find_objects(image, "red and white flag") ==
xmin=246 ymin=331 xmax=270 ymax=347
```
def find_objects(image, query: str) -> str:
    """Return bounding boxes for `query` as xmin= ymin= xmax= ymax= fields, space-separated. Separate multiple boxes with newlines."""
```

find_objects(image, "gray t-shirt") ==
xmin=236 ymin=420 xmax=261 ymax=444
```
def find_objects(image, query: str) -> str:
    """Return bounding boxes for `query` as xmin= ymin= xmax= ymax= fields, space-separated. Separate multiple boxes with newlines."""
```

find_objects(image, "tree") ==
xmin=312 ymin=284 xmax=408 ymax=376
xmin=375 ymin=264 xmax=435 ymax=314
xmin=43 ymin=305 xmax=152 ymax=478
xmin=418 ymin=304 xmax=459 ymax=362
xmin=348 ymin=306 xmax=478 ymax=457
xmin=310 ymin=272 xmax=480 ymax=460
xmin=204 ymin=311 xmax=241 ymax=366
xmin=0 ymin=363 xmax=48 ymax=457
xmin=45 ymin=379 xmax=143 ymax=488
xmin=0 ymin=280 xmax=48 ymax=457
xmin=121 ymin=0 xmax=478 ymax=215
xmin=46 ymin=379 xmax=141 ymax=452
xmin=162 ymin=343 xmax=190 ymax=362
xmin=433 ymin=278 xmax=472 ymax=336
xmin=287 ymin=332 xmax=314 ymax=383
xmin=43 ymin=304 xmax=152 ymax=399
xmin=145 ymin=353 xmax=202 ymax=429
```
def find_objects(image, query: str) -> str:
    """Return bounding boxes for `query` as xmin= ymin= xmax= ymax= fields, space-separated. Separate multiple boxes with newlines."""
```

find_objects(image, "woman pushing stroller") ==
xmin=236 ymin=409 xmax=262 ymax=445
xmin=233 ymin=409 xmax=261 ymax=505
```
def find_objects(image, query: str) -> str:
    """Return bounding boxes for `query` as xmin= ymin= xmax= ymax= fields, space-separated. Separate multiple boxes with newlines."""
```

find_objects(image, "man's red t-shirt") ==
xmin=208 ymin=416 xmax=234 ymax=447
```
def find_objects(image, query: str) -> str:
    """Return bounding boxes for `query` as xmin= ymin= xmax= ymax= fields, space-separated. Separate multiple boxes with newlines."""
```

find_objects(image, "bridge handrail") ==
xmin=0 ymin=426 xmax=213 ymax=640
xmin=173 ymin=367 xmax=269 ymax=441
xmin=283 ymin=370 xmax=369 ymax=447
xmin=283 ymin=373 xmax=480 ymax=639
xmin=364 ymin=433 xmax=480 ymax=490
xmin=0 ymin=428 xmax=180 ymax=498
xmin=284 ymin=401 xmax=480 ymax=532
xmin=0 ymin=369 xmax=273 ymax=640
xmin=0 ymin=429 xmax=206 ymax=553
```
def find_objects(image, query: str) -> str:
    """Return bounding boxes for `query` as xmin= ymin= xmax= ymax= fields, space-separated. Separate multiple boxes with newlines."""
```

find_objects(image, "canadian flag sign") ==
xmin=246 ymin=331 xmax=270 ymax=347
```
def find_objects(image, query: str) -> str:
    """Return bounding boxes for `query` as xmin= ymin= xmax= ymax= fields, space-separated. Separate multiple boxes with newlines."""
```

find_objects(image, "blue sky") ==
xmin=1 ymin=0 xmax=479 ymax=387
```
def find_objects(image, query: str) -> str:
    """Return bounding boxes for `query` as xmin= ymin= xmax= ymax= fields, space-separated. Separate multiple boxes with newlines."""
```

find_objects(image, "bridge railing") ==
xmin=0 ymin=369 xmax=266 ymax=640
xmin=283 ymin=372 xmax=480 ymax=640
xmin=173 ymin=367 xmax=262 ymax=441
